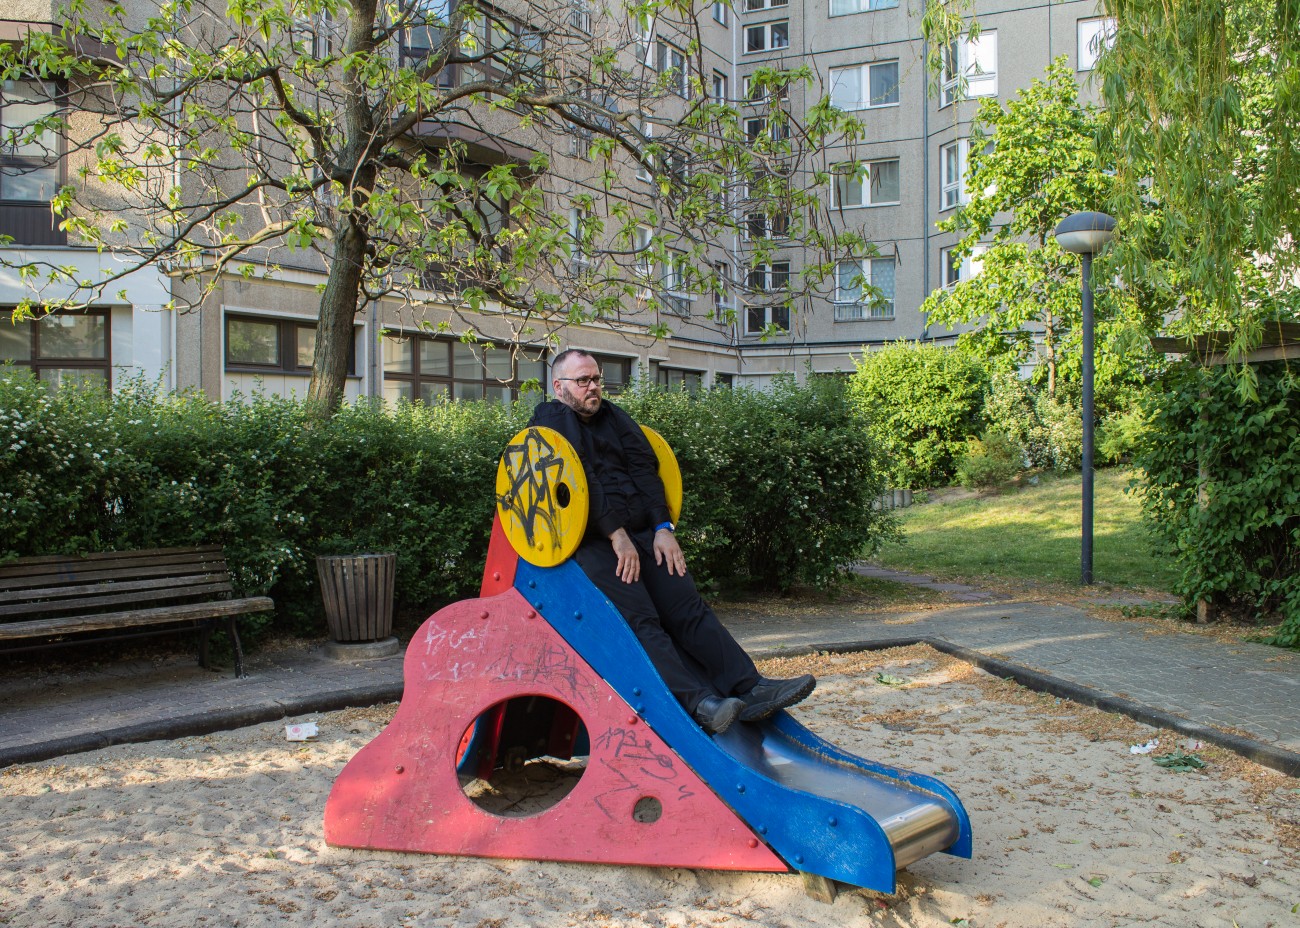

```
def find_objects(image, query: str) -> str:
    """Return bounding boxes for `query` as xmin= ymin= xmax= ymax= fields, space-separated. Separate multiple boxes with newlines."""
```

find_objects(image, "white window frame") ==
xmin=569 ymin=0 xmax=591 ymax=33
xmin=712 ymin=0 xmax=729 ymax=25
xmin=829 ymin=0 xmax=898 ymax=15
xmin=833 ymin=258 xmax=895 ymax=320
xmin=940 ymin=139 xmax=967 ymax=210
xmin=828 ymin=60 xmax=900 ymax=111
xmin=744 ymin=303 xmax=791 ymax=335
xmin=636 ymin=120 xmax=654 ymax=181
xmin=1077 ymin=17 xmax=1116 ymax=71
xmin=743 ymin=211 xmax=790 ymax=240
xmin=744 ymin=20 xmax=789 ymax=54
xmin=712 ymin=261 xmax=734 ymax=319
xmin=711 ymin=70 xmax=729 ymax=104
xmin=568 ymin=206 xmax=592 ymax=269
xmin=940 ymin=31 xmax=997 ymax=107
xmin=941 ymin=243 xmax=987 ymax=288
xmin=744 ymin=0 xmax=787 ymax=11
xmin=662 ymin=251 xmax=692 ymax=316
xmin=831 ymin=158 xmax=901 ymax=208
xmin=655 ymin=40 xmax=690 ymax=97
xmin=635 ymin=225 xmax=655 ymax=284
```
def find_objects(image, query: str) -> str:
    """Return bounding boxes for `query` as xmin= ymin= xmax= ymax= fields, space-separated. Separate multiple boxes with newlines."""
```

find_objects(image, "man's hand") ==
xmin=654 ymin=528 xmax=687 ymax=577
xmin=610 ymin=528 xmax=639 ymax=583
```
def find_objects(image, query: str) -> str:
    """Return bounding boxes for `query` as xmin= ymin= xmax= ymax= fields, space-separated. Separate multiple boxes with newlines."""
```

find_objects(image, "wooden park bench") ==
xmin=0 ymin=545 xmax=274 ymax=678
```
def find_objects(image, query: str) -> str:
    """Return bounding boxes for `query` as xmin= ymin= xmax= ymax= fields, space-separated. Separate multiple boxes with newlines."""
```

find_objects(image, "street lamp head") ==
xmin=1054 ymin=211 xmax=1117 ymax=255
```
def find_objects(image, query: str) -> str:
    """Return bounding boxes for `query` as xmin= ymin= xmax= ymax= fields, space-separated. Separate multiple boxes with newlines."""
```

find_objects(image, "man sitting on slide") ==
xmin=527 ymin=348 xmax=815 ymax=735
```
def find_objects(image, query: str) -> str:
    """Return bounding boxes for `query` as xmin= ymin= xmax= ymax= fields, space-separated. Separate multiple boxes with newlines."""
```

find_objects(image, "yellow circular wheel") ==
xmin=496 ymin=426 xmax=590 ymax=566
xmin=640 ymin=426 xmax=682 ymax=525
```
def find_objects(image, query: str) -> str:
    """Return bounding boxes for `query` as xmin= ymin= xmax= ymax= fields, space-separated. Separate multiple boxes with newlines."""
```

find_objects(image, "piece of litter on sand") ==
xmin=285 ymin=722 xmax=319 ymax=742
xmin=1182 ymin=738 xmax=1203 ymax=751
xmin=1130 ymin=739 xmax=1159 ymax=755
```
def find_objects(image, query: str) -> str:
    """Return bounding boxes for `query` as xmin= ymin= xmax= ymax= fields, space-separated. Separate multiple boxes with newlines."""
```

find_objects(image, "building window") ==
xmin=744 ymin=20 xmax=789 ymax=53
xmin=829 ymin=60 xmax=900 ymax=110
xmin=1078 ymin=17 xmax=1117 ymax=70
xmin=711 ymin=70 xmax=729 ymax=105
xmin=712 ymin=261 xmax=734 ymax=319
xmin=745 ymin=262 xmax=791 ymax=335
xmin=658 ymin=367 xmax=704 ymax=391
xmin=941 ymin=244 xmax=987 ymax=288
xmin=941 ymin=31 xmax=997 ymax=106
xmin=830 ymin=0 xmax=897 ymax=14
xmin=744 ymin=0 xmax=787 ymax=10
xmin=568 ymin=207 xmax=592 ymax=270
xmin=832 ymin=159 xmax=900 ymax=207
xmin=587 ymin=352 xmax=633 ymax=394
xmin=940 ymin=140 xmax=965 ymax=210
xmin=636 ymin=121 xmax=654 ymax=181
xmin=634 ymin=224 xmax=655 ymax=281
xmin=833 ymin=258 xmax=895 ymax=320
xmin=383 ymin=336 xmax=544 ymax=404
xmin=655 ymin=41 xmax=690 ymax=97
xmin=1 ymin=79 xmax=65 ymax=246
xmin=225 ymin=314 xmax=356 ymax=376
xmin=742 ymin=75 xmax=788 ymax=105
xmin=713 ymin=0 xmax=729 ymax=25
xmin=713 ymin=372 xmax=735 ymax=388
xmin=661 ymin=251 xmax=692 ymax=316
xmin=570 ymin=0 xmax=592 ymax=32
xmin=1 ymin=309 xmax=110 ymax=391
xmin=744 ymin=211 xmax=790 ymax=240
xmin=744 ymin=115 xmax=790 ymax=143
xmin=744 ymin=304 xmax=791 ymax=335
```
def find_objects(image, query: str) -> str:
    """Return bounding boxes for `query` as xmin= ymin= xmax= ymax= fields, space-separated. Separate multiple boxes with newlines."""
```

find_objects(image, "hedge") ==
xmin=0 ymin=373 xmax=896 ymax=637
xmin=847 ymin=342 xmax=988 ymax=489
xmin=1133 ymin=362 xmax=1300 ymax=647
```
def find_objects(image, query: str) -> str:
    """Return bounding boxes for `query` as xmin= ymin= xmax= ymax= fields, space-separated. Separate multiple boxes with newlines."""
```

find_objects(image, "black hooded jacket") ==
xmin=528 ymin=399 xmax=672 ymax=540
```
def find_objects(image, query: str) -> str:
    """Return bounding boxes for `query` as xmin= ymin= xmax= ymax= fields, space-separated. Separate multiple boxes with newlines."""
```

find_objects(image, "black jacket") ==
xmin=528 ymin=399 xmax=671 ymax=539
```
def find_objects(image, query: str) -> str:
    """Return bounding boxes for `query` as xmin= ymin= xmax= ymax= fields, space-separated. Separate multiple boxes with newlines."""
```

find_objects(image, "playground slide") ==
xmin=514 ymin=557 xmax=972 ymax=893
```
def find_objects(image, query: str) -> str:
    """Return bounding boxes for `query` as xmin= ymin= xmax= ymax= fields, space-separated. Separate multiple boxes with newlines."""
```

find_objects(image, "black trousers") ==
xmin=573 ymin=528 xmax=761 ymax=713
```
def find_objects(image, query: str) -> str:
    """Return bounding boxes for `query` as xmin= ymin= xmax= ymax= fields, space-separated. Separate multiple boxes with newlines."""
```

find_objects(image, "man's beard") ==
xmin=560 ymin=385 xmax=601 ymax=417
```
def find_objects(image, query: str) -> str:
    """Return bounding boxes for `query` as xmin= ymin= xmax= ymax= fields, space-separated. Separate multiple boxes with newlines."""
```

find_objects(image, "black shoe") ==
xmin=739 ymin=674 xmax=816 ymax=721
xmin=692 ymin=695 xmax=745 ymax=735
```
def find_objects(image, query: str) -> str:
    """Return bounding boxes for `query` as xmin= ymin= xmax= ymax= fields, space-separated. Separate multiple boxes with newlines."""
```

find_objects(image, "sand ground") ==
xmin=2 ymin=645 xmax=1296 ymax=928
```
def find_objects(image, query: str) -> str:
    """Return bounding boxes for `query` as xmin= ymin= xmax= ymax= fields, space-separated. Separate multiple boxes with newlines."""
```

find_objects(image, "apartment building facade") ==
xmin=1 ymin=0 xmax=1113 ymax=399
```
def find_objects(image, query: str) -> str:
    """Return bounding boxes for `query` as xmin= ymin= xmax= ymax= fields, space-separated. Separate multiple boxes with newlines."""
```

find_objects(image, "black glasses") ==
xmin=556 ymin=374 xmax=604 ymax=388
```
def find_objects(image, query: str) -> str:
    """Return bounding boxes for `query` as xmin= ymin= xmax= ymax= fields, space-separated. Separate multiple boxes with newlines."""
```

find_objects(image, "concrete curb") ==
xmin=0 ymin=682 xmax=403 ymax=769
xmin=7 ymin=638 xmax=1299 ymax=780
xmin=753 ymin=638 xmax=1300 ymax=779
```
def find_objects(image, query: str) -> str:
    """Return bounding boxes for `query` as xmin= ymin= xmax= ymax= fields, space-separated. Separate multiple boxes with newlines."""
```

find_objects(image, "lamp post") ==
xmin=1053 ymin=211 xmax=1117 ymax=585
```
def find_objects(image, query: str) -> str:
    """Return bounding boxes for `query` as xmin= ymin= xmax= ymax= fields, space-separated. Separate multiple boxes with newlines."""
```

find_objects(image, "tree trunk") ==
xmin=307 ymin=212 xmax=370 ymax=416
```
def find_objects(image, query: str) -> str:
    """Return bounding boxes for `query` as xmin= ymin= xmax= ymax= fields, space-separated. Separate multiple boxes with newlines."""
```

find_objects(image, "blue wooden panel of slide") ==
xmin=513 ymin=558 xmax=971 ymax=892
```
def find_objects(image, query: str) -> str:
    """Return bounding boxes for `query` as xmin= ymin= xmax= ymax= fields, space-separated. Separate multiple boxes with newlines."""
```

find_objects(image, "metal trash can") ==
xmin=316 ymin=553 xmax=396 ymax=643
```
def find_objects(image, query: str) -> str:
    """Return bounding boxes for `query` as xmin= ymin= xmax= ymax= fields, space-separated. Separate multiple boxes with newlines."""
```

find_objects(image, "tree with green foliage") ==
xmin=1097 ymin=0 xmax=1300 ymax=371
xmin=847 ymin=341 xmax=987 ymax=489
xmin=0 ymin=0 xmax=871 ymax=414
xmin=921 ymin=59 xmax=1162 ymax=404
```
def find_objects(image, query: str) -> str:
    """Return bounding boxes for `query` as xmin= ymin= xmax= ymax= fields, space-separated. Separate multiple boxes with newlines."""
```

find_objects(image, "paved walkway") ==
xmin=3 ymin=570 xmax=1298 ymax=775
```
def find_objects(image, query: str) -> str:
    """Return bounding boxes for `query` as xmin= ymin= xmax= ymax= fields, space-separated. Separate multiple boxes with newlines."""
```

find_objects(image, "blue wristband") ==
xmin=654 ymin=521 xmax=675 ymax=533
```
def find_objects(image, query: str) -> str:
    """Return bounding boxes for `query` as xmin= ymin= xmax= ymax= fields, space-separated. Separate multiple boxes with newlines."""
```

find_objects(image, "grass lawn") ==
xmin=873 ymin=468 xmax=1179 ymax=592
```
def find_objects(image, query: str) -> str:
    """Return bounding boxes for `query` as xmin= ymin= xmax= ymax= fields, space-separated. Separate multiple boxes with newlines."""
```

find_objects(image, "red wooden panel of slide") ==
xmin=324 ymin=587 xmax=786 ymax=872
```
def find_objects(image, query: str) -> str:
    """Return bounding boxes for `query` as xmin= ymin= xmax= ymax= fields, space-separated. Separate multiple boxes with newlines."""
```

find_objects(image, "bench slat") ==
xmin=0 ymin=597 xmax=275 ymax=640
xmin=0 ymin=572 xmax=232 ymax=607
xmin=0 ymin=549 xmax=228 ymax=585
xmin=0 ymin=545 xmax=223 ymax=572
xmin=0 ymin=582 xmax=236 ymax=619
xmin=0 ymin=562 xmax=234 ymax=594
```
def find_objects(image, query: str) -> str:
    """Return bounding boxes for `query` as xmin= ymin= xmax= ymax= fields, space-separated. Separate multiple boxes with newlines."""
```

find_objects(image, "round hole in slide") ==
xmin=556 ymin=482 xmax=571 ymax=508
xmin=457 ymin=695 xmax=589 ymax=818
xmin=632 ymin=796 xmax=663 ymax=824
